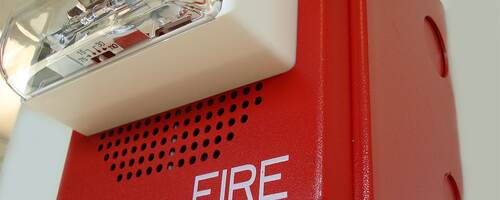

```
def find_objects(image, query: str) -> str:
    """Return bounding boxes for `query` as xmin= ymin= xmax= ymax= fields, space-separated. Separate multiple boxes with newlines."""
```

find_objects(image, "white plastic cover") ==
xmin=0 ymin=0 xmax=222 ymax=99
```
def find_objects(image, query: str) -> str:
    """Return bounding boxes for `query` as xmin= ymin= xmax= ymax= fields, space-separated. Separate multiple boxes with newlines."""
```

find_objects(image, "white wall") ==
xmin=444 ymin=0 xmax=500 ymax=199
xmin=0 ymin=107 xmax=72 ymax=200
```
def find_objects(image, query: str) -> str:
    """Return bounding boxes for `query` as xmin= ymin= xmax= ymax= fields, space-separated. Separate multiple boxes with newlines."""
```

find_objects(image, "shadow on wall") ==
xmin=0 ymin=82 xmax=20 ymax=138
xmin=0 ymin=134 xmax=7 ymax=169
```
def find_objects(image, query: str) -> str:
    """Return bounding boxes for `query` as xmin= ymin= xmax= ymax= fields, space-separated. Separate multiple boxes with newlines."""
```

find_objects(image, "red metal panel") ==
xmin=365 ymin=0 xmax=463 ymax=199
xmin=349 ymin=0 xmax=375 ymax=199
xmin=58 ymin=1 xmax=339 ymax=199
xmin=57 ymin=0 xmax=462 ymax=199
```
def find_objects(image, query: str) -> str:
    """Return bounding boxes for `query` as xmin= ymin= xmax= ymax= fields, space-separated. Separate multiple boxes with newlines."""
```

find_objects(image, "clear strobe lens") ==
xmin=0 ymin=0 xmax=222 ymax=99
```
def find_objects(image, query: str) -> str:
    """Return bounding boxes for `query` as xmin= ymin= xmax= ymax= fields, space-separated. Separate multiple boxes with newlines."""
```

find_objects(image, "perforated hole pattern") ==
xmin=96 ymin=82 xmax=264 ymax=182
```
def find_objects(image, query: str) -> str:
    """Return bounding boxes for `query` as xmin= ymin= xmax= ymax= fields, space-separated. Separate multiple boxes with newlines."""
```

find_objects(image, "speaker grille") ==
xmin=95 ymin=82 xmax=264 ymax=182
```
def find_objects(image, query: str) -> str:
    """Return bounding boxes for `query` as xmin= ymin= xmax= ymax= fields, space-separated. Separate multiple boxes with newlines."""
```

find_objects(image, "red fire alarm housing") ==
xmin=57 ymin=0 xmax=462 ymax=199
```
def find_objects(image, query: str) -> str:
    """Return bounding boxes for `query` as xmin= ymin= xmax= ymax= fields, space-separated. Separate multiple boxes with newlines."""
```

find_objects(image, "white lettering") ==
xmin=259 ymin=155 xmax=289 ymax=200
xmin=228 ymin=164 xmax=256 ymax=200
xmin=193 ymin=155 xmax=289 ymax=200
xmin=220 ymin=169 xmax=228 ymax=200
xmin=193 ymin=171 xmax=219 ymax=200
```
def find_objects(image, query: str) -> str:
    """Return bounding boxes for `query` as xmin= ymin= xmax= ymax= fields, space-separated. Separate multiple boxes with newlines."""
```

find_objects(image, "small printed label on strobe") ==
xmin=192 ymin=155 xmax=289 ymax=200
xmin=68 ymin=37 xmax=124 ymax=66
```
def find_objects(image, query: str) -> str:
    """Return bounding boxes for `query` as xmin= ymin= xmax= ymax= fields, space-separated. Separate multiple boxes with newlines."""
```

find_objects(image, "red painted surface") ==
xmin=57 ymin=0 xmax=462 ymax=199
xmin=114 ymin=31 xmax=149 ymax=49
xmin=366 ymin=0 xmax=463 ymax=199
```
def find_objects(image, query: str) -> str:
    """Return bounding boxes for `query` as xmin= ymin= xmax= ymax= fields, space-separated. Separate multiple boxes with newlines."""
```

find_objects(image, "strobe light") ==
xmin=0 ymin=0 xmax=298 ymax=135
xmin=1 ymin=0 xmax=224 ymax=98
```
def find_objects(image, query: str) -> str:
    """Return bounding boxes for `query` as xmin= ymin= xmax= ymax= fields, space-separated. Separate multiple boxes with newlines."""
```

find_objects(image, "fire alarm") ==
xmin=0 ymin=0 xmax=298 ymax=135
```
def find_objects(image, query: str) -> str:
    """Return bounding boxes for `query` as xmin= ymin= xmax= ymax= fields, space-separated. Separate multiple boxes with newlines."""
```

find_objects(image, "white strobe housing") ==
xmin=0 ymin=0 xmax=298 ymax=135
